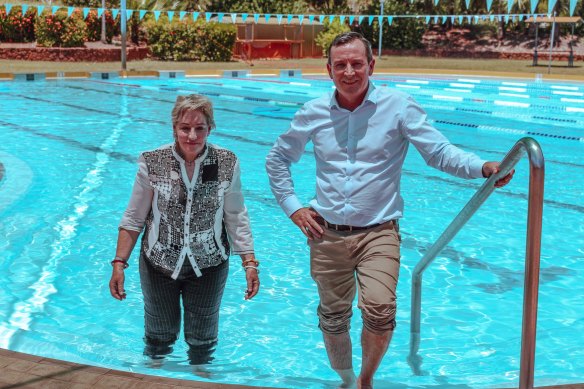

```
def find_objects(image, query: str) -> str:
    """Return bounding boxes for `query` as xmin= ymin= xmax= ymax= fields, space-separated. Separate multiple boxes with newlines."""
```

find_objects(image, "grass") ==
xmin=1 ymin=56 xmax=584 ymax=80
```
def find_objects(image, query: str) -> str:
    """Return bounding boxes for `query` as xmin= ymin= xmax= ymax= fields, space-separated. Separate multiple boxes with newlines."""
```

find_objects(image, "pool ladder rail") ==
xmin=407 ymin=137 xmax=545 ymax=389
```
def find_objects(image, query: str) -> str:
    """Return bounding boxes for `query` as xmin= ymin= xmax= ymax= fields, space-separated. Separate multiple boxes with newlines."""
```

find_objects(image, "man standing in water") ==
xmin=265 ymin=32 xmax=513 ymax=388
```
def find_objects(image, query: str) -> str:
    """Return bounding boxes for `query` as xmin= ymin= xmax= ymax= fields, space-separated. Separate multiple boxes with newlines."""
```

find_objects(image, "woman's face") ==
xmin=174 ymin=109 xmax=210 ymax=160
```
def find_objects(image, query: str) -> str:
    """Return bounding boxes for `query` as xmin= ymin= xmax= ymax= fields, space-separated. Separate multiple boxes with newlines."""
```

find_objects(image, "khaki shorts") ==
xmin=309 ymin=221 xmax=401 ymax=335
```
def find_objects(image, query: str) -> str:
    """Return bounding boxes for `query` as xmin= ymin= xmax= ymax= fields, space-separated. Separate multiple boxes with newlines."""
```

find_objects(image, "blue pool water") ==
xmin=0 ymin=74 xmax=583 ymax=388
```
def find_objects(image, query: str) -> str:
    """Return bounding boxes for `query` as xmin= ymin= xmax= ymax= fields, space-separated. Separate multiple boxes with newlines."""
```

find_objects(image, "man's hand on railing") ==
xmin=482 ymin=161 xmax=515 ymax=188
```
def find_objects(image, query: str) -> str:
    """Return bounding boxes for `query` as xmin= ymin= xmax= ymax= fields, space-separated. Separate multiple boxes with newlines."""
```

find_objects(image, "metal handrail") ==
xmin=407 ymin=137 xmax=545 ymax=389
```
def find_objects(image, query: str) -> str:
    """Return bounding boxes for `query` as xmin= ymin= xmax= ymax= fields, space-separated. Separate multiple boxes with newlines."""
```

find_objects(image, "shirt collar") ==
xmin=329 ymin=82 xmax=377 ymax=110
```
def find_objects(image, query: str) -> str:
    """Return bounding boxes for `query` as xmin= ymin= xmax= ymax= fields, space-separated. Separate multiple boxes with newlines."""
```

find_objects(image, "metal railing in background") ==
xmin=407 ymin=137 xmax=545 ymax=389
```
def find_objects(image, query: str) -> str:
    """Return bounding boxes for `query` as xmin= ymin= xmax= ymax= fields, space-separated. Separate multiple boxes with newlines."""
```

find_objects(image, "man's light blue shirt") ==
xmin=265 ymin=83 xmax=486 ymax=227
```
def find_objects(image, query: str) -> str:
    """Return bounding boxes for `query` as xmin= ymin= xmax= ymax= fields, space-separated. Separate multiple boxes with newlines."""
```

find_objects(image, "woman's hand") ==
xmin=244 ymin=267 xmax=260 ymax=300
xmin=109 ymin=265 xmax=127 ymax=301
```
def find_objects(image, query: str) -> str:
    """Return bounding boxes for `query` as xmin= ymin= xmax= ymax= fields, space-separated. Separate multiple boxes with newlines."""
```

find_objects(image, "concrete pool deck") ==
xmin=1 ymin=348 xmax=583 ymax=389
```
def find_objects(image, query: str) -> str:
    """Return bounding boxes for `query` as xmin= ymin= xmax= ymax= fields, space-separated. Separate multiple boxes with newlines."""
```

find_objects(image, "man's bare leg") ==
xmin=323 ymin=332 xmax=357 ymax=388
xmin=357 ymin=328 xmax=393 ymax=389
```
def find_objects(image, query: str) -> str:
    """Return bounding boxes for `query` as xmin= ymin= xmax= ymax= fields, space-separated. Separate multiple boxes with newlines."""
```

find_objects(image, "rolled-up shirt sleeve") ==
xmin=224 ymin=159 xmax=254 ymax=254
xmin=119 ymin=154 xmax=153 ymax=232
xmin=400 ymin=96 xmax=485 ymax=179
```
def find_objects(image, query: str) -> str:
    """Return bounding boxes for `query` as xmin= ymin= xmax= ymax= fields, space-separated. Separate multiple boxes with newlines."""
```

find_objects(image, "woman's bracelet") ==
xmin=244 ymin=265 xmax=260 ymax=274
xmin=242 ymin=259 xmax=259 ymax=268
xmin=111 ymin=256 xmax=129 ymax=269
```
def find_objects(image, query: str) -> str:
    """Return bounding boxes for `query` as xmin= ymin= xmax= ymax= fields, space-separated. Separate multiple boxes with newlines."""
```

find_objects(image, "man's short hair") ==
xmin=327 ymin=32 xmax=373 ymax=65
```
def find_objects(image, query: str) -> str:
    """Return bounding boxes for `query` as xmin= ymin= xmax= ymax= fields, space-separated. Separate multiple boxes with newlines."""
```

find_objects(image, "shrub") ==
xmin=0 ymin=6 xmax=37 ymax=43
xmin=35 ymin=9 xmax=87 ymax=47
xmin=145 ymin=19 xmax=236 ymax=61
xmin=85 ymin=10 xmax=116 ymax=42
xmin=314 ymin=19 xmax=351 ymax=58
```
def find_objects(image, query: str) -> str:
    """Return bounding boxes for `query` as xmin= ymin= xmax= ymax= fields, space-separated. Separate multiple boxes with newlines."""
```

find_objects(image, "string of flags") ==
xmin=1 ymin=2 xmax=579 ymax=26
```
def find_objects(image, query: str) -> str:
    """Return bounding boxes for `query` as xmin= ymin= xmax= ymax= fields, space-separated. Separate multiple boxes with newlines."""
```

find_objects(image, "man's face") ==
xmin=327 ymin=39 xmax=375 ymax=107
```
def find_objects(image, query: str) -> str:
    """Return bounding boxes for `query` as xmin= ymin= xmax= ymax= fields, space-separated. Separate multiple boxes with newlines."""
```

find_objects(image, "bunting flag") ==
xmin=52 ymin=5 xmax=60 ymax=14
xmin=425 ymin=15 xmax=430 ymax=23
xmin=545 ymin=0 xmax=557 ymax=13
xmin=465 ymin=0 xmax=471 ymax=9
xmin=193 ymin=12 xmax=199 ymax=21
xmin=127 ymin=10 xmax=134 ymax=20
xmin=97 ymin=8 xmax=104 ymax=18
xmin=309 ymin=14 xmax=315 ymax=24
xmin=368 ymin=15 xmax=374 ymax=25
xmin=254 ymin=13 xmax=260 ymax=23
xmin=139 ymin=10 xmax=147 ymax=20
xmin=507 ymin=0 xmax=514 ymax=14
xmin=328 ymin=15 xmax=335 ymax=23
xmin=489 ymin=14 xmax=495 ymax=21
xmin=229 ymin=12 xmax=236 ymax=23
xmin=264 ymin=14 xmax=271 ymax=23
xmin=434 ymin=0 xmax=439 ymax=5
xmin=358 ymin=15 xmax=364 ymax=24
xmin=486 ymin=0 xmax=494 ymax=11
xmin=349 ymin=15 xmax=355 ymax=25
xmin=458 ymin=15 xmax=463 ymax=24
xmin=570 ymin=0 xmax=577 ymax=15
xmin=319 ymin=15 xmax=325 ymax=23
xmin=276 ymin=14 xmax=283 ymax=24
xmin=67 ymin=7 xmax=74 ymax=17
xmin=112 ymin=9 xmax=119 ymax=19
xmin=83 ymin=7 xmax=90 ymax=18
xmin=21 ymin=4 xmax=28 ymax=14
xmin=530 ymin=0 xmax=538 ymax=14
xmin=466 ymin=15 xmax=472 ymax=23
xmin=242 ymin=13 xmax=248 ymax=22
xmin=180 ymin=11 xmax=187 ymax=21
xmin=378 ymin=15 xmax=384 ymax=25
xmin=505 ymin=14 xmax=510 ymax=22
xmin=167 ymin=11 xmax=174 ymax=22
xmin=153 ymin=10 xmax=160 ymax=21
xmin=217 ymin=12 xmax=224 ymax=22
xmin=287 ymin=14 xmax=293 ymax=23
xmin=298 ymin=15 xmax=304 ymax=24
xmin=339 ymin=15 xmax=345 ymax=24
xmin=37 ymin=5 xmax=44 ymax=15
xmin=5 ymin=4 xmax=12 ymax=13
xmin=442 ymin=15 xmax=447 ymax=23
xmin=205 ymin=12 xmax=212 ymax=22
xmin=387 ymin=16 xmax=393 ymax=25
xmin=433 ymin=16 xmax=438 ymax=24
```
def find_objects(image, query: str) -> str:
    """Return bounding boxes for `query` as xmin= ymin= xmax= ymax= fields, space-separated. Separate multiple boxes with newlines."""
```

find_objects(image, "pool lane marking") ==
xmin=457 ymin=78 xmax=482 ymax=83
xmin=561 ymin=98 xmax=584 ymax=103
xmin=551 ymin=85 xmax=579 ymax=91
xmin=0 ymin=98 xmax=130 ymax=349
xmin=552 ymin=91 xmax=584 ymax=96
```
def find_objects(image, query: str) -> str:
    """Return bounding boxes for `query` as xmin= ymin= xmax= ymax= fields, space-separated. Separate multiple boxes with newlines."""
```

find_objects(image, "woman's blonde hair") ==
xmin=171 ymin=94 xmax=216 ymax=130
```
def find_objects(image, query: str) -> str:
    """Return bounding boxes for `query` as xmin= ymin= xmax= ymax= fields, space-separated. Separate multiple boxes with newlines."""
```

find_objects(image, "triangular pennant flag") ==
xmin=139 ymin=10 xmax=147 ymax=20
xmin=358 ymin=15 xmax=365 ymax=24
xmin=287 ymin=14 xmax=293 ymax=23
xmin=242 ymin=13 xmax=248 ymax=22
xmin=570 ymin=0 xmax=577 ymax=15
xmin=533 ymin=14 xmax=538 ymax=21
xmin=329 ymin=15 xmax=335 ymax=23
xmin=67 ymin=6 xmax=74 ymax=17
xmin=425 ymin=16 xmax=431 ymax=24
xmin=309 ymin=14 xmax=315 ymax=24
xmin=434 ymin=0 xmax=439 ymax=5
xmin=511 ymin=15 xmax=517 ymax=21
xmin=475 ymin=15 xmax=480 ymax=22
xmin=254 ymin=13 xmax=259 ymax=23
xmin=489 ymin=14 xmax=495 ymax=21
xmin=264 ymin=14 xmax=271 ymax=23
xmin=368 ymin=15 xmax=374 ymax=25
xmin=487 ymin=0 xmax=494 ymax=10
xmin=319 ymin=15 xmax=325 ymax=23
xmin=458 ymin=15 xmax=463 ymax=24
xmin=192 ymin=12 xmax=199 ymax=21
xmin=519 ymin=13 xmax=524 ymax=20
xmin=112 ymin=9 xmax=119 ymax=19
xmin=167 ymin=11 xmax=174 ymax=22
xmin=339 ymin=15 xmax=345 ymax=24
xmin=5 ymin=4 xmax=12 ymax=14
xmin=22 ymin=5 xmax=28 ymax=14
xmin=180 ymin=11 xmax=187 ymax=21
xmin=465 ymin=0 xmax=470 ymax=9
xmin=349 ymin=15 xmax=355 ymax=25
xmin=205 ymin=12 xmax=212 ymax=22
xmin=97 ymin=7 xmax=104 ymax=17
xmin=217 ymin=13 xmax=224 ymax=22
xmin=387 ymin=16 xmax=393 ymax=25
xmin=126 ymin=10 xmax=133 ymax=20
xmin=530 ymin=0 xmax=537 ymax=14
xmin=466 ymin=15 xmax=472 ymax=23
xmin=229 ymin=13 xmax=237 ymax=23
xmin=52 ymin=6 xmax=60 ymax=14
xmin=276 ymin=14 xmax=283 ymax=24
xmin=433 ymin=16 xmax=439 ymax=24
xmin=37 ymin=5 xmax=44 ymax=15
xmin=507 ymin=0 xmax=514 ymax=13
xmin=298 ymin=15 xmax=304 ymax=25
xmin=377 ymin=15 xmax=383 ymax=25
xmin=442 ymin=16 xmax=447 ymax=23
xmin=548 ymin=0 xmax=558 ymax=13
xmin=153 ymin=10 xmax=160 ymax=21
xmin=83 ymin=7 xmax=90 ymax=18
xmin=505 ymin=14 xmax=510 ymax=22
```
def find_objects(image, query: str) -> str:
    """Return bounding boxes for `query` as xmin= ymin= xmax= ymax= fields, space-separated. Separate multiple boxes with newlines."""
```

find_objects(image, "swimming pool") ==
xmin=0 ymin=73 xmax=582 ymax=388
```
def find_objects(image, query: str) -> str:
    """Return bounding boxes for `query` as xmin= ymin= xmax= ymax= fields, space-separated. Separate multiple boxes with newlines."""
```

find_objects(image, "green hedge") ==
xmin=0 ymin=6 xmax=36 ymax=43
xmin=35 ymin=10 xmax=87 ymax=47
xmin=145 ymin=19 xmax=236 ymax=61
